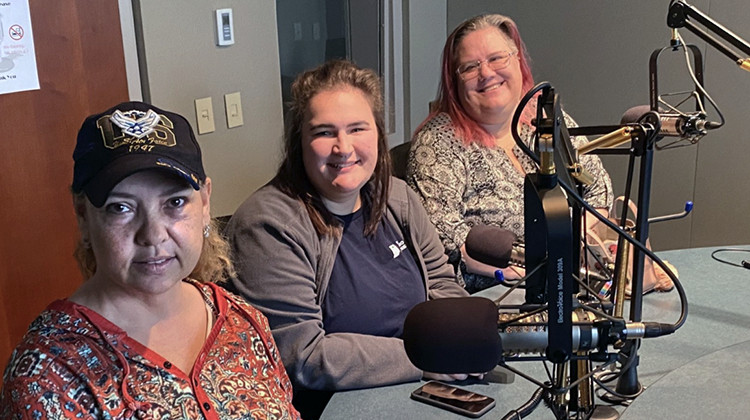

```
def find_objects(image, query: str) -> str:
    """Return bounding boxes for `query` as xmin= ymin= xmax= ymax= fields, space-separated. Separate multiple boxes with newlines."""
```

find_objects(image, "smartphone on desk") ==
xmin=410 ymin=381 xmax=496 ymax=418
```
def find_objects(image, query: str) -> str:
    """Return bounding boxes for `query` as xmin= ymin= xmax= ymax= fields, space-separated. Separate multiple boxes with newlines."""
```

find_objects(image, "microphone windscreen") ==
xmin=620 ymin=105 xmax=652 ymax=124
xmin=403 ymin=297 xmax=502 ymax=374
xmin=464 ymin=225 xmax=517 ymax=268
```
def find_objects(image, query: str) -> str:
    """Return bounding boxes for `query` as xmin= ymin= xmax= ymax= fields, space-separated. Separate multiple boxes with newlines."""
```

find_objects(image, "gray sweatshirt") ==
xmin=226 ymin=177 xmax=468 ymax=391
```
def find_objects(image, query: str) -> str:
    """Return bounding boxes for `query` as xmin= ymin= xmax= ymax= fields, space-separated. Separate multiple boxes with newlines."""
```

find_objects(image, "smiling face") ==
xmin=78 ymin=170 xmax=211 ymax=296
xmin=456 ymin=27 xmax=523 ymax=127
xmin=301 ymin=87 xmax=379 ymax=214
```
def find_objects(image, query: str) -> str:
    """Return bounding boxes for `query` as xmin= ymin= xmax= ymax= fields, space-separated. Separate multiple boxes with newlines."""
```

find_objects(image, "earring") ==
xmin=203 ymin=224 xmax=211 ymax=238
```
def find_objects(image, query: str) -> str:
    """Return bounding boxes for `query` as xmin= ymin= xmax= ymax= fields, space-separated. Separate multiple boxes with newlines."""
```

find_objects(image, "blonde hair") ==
xmin=72 ymin=190 xmax=235 ymax=283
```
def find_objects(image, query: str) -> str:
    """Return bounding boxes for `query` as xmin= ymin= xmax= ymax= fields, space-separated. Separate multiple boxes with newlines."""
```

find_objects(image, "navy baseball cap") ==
xmin=71 ymin=101 xmax=206 ymax=207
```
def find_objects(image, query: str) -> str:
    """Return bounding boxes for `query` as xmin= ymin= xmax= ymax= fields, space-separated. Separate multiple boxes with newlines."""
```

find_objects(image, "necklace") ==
xmin=194 ymin=281 xmax=219 ymax=338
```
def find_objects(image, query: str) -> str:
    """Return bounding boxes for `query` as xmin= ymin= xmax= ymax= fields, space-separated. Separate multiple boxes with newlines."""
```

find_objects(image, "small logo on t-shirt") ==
xmin=388 ymin=240 xmax=408 ymax=258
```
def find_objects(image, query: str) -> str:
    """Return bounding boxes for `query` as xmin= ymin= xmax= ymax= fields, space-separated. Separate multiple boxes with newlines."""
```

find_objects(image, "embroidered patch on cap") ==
xmin=110 ymin=109 xmax=162 ymax=139
xmin=72 ymin=101 xmax=207 ymax=207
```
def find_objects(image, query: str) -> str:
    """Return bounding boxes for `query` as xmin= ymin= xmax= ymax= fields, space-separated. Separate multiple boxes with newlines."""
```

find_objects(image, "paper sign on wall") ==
xmin=0 ymin=0 xmax=39 ymax=95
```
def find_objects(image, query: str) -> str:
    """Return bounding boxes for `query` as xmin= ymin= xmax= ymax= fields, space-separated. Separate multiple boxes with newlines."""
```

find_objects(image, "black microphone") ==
xmin=403 ymin=297 xmax=502 ymax=373
xmin=464 ymin=225 xmax=525 ymax=268
xmin=403 ymin=298 xmax=675 ymax=372
xmin=620 ymin=105 xmax=711 ymax=139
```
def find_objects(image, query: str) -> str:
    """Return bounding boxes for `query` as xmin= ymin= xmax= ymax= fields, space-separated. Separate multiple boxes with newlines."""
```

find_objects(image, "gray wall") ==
xmin=126 ymin=0 xmax=749 ymax=249
xmin=447 ymin=0 xmax=750 ymax=250
xmin=133 ymin=0 xmax=284 ymax=217
xmin=405 ymin=0 xmax=447 ymax=136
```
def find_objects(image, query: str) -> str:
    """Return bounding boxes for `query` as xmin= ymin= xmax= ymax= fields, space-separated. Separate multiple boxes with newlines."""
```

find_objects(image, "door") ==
xmin=275 ymin=0 xmax=405 ymax=146
xmin=0 ymin=0 xmax=129 ymax=369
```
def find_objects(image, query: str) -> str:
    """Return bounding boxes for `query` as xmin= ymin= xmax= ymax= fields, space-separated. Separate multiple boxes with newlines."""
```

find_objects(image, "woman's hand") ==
xmin=584 ymin=208 xmax=610 ymax=234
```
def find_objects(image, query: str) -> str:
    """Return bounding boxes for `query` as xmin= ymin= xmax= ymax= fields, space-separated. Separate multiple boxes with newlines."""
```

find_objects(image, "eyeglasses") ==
xmin=456 ymin=51 xmax=517 ymax=81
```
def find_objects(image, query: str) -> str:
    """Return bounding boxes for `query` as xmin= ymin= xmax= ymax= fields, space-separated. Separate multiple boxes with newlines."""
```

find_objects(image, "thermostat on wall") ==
xmin=216 ymin=8 xmax=234 ymax=46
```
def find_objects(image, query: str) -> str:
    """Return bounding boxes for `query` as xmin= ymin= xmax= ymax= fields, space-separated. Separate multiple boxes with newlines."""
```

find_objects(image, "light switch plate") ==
xmin=224 ymin=92 xmax=244 ymax=128
xmin=195 ymin=97 xmax=215 ymax=134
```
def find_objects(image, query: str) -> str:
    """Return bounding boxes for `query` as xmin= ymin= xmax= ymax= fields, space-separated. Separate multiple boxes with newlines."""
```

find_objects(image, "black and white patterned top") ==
xmin=407 ymin=112 xmax=613 ymax=292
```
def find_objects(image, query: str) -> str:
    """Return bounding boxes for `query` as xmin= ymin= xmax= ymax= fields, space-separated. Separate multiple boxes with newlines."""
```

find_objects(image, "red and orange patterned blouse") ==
xmin=0 ymin=281 xmax=299 ymax=419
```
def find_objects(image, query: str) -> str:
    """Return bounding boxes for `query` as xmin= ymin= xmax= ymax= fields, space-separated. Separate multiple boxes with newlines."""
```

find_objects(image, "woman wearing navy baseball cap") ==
xmin=0 ymin=102 xmax=299 ymax=419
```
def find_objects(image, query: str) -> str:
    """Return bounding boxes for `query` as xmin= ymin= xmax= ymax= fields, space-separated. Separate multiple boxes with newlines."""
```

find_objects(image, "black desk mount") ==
xmin=617 ymin=0 xmax=750 ymax=398
xmin=494 ymin=3 xmax=750 ymax=419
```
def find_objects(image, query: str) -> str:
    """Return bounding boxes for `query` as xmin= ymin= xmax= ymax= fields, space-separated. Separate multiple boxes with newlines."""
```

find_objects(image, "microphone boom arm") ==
xmin=668 ymin=0 xmax=750 ymax=71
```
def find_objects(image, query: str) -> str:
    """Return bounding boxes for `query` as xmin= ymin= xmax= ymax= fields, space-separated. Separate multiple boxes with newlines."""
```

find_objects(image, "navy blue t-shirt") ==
xmin=322 ymin=207 xmax=425 ymax=337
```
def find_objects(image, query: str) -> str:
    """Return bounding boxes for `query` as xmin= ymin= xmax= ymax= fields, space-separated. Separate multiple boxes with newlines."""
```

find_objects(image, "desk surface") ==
xmin=321 ymin=246 xmax=750 ymax=419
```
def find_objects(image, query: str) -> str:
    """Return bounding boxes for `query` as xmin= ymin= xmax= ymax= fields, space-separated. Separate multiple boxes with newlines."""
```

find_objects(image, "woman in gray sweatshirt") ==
xmin=225 ymin=60 xmax=475 ymax=418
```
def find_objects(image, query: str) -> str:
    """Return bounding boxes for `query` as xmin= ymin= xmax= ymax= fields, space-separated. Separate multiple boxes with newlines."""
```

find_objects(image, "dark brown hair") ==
xmin=276 ymin=60 xmax=391 ymax=237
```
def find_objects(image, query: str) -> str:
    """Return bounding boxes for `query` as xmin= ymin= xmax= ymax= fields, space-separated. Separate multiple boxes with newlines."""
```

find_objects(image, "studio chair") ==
xmin=389 ymin=141 xmax=412 ymax=180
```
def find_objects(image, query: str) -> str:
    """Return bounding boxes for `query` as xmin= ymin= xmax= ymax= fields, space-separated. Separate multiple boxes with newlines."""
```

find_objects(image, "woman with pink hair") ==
xmin=407 ymin=14 xmax=613 ymax=293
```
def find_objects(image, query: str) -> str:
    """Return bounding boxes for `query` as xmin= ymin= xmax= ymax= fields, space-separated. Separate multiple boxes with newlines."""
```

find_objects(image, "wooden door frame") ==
xmin=0 ymin=0 xmax=130 ymax=369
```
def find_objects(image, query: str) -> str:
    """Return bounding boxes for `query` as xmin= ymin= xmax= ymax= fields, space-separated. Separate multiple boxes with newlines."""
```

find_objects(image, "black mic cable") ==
xmin=710 ymin=247 xmax=750 ymax=269
xmin=556 ymin=179 xmax=688 ymax=336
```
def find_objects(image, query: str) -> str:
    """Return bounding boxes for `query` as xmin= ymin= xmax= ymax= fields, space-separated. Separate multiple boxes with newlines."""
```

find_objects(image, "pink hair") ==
xmin=416 ymin=14 xmax=536 ymax=147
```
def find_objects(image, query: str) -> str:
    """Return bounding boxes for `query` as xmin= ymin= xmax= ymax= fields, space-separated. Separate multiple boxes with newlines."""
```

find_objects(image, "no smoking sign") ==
xmin=9 ymin=24 xmax=24 ymax=41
